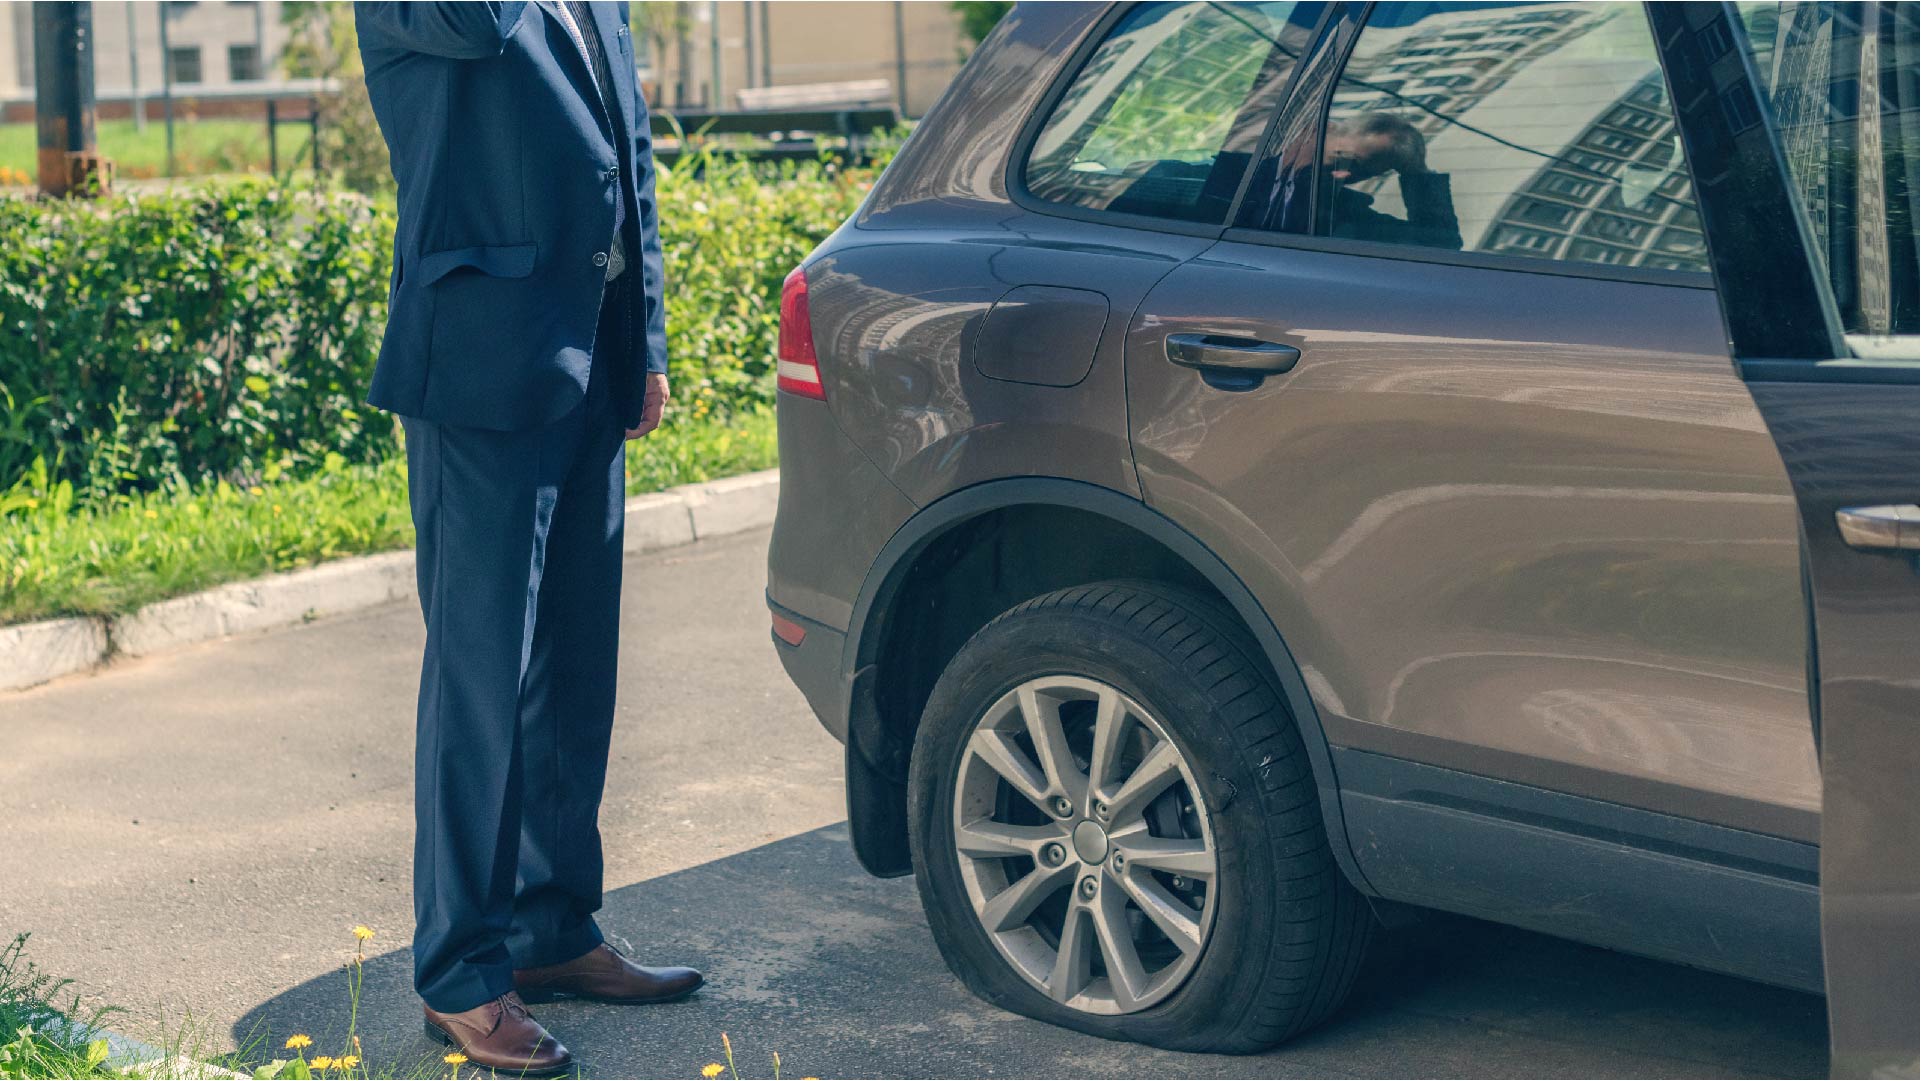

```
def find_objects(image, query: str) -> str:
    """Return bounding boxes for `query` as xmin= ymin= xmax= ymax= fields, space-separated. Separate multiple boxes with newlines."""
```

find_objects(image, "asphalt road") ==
xmin=0 ymin=529 xmax=1827 ymax=1078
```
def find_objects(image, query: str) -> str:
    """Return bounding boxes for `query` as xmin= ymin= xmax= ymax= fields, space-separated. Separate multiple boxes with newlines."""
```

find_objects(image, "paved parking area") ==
xmin=0 ymin=529 xmax=1827 ymax=1078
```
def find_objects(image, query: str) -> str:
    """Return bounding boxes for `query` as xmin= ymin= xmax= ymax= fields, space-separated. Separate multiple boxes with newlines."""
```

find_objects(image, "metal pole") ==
xmin=157 ymin=0 xmax=174 ymax=177
xmin=32 ymin=1 xmax=99 ymax=196
xmin=674 ymin=22 xmax=690 ymax=107
xmin=758 ymin=0 xmax=770 ymax=88
xmin=892 ymin=1 xmax=907 ymax=116
xmin=266 ymin=98 xmax=277 ymax=175
xmin=126 ymin=1 xmax=144 ymax=132
xmin=707 ymin=0 xmax=721 ymax=109
xmin=742 ymin=0 xmax=755 ymax=90
xmin=309 ymin=97 xmax=320 ymax=173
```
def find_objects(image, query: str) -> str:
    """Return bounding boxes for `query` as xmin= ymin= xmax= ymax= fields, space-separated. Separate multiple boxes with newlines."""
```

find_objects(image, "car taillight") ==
xmin=777 ymin=266 xmax=825 ymax=400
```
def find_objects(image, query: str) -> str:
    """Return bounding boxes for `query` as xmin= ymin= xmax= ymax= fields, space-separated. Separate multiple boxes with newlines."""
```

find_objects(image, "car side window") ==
xmin=1281 ymin=2 xmax=1710 ymax=273
xmin=1022 ymin=1 xmax=1322 ymax=225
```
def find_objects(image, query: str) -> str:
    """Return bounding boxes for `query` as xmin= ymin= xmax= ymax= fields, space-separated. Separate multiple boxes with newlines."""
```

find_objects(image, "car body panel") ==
xmin=1126 ymin=241 xmax=1817 ymax=843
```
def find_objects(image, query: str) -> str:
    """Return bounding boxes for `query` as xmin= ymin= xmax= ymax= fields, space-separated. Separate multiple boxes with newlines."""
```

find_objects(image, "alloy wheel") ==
xmin=950 ymin=675 xmax=1218 ymax=1015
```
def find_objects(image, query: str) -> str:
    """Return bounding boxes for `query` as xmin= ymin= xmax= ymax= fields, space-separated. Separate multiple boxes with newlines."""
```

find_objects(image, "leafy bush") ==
xmin=0 ymin=161 xmax=866 ymax=509
xmin=0 ymin=182 xmax=393 ymax=504
xmin=655 ymin=153 xmax=869 ymax=417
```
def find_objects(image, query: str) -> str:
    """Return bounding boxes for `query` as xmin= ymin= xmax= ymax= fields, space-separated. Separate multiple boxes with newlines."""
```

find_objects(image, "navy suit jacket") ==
xmin=356 ymin=1 xmax=666 ymax=432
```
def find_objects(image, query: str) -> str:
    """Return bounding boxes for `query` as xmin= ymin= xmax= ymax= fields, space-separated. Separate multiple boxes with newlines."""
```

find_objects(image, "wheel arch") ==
xmin=839 ymin=477 xmax=1367 ymax=892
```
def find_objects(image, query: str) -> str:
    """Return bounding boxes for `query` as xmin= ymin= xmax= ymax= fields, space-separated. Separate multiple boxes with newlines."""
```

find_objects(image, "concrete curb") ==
xmin=1 ymin=469 xmax=779 ymax=693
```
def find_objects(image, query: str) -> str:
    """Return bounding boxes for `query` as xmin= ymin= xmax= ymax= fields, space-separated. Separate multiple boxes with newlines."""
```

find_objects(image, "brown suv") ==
xmin=766 ymin=2 xmax=1918 ymax=1070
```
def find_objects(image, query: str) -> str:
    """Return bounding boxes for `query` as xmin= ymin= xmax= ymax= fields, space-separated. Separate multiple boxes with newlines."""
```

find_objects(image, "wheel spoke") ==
xmin=1091 ymin=883 xmax=1149 ymax=1009
xmin=1105 ymin=739 xmax=1184 ymax=825
xmin=979 ymin=862 xmax=1074 ymax=933
xmin=1085 ymin=687 xmax=1129 ymax=796
xmin=1113 ymin=833 xmax=1215 ymax=881
xmin=1115 ymin=871 xmax=1205 ymax=957
xmin=955 ymin=818 xmax=1063 ymax=860
xmin=967 ymin=729 xmax=1050 ymax=812
xmin=1017 ymin=686 xmax=1085 ymax=803
xmin=1046 ymin=906 xmax=1097 ymax=1003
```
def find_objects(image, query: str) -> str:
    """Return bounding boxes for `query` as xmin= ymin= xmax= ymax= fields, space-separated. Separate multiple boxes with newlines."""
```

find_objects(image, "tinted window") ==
xmin=1737 ymin=2 xmax=1920 ymax=337
xmin=1023 ymin=1 xmax=1320 ymax=224
xmin=1305 ymin=2 xmax=1709 ymax=273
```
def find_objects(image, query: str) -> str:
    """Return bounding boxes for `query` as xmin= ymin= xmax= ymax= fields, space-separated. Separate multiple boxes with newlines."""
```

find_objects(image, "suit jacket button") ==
xmin=592 ymin=251 xmax=610 ymax=268
xmin=605 ymin=166 xmax=620 ymax=182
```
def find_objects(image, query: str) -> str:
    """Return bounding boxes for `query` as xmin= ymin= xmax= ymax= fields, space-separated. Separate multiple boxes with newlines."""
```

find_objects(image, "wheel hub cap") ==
xmin=951 ymin=675 xmax=1218 ymax=1016
xmin=1071 ymin=820 xmax=1109 ymax=864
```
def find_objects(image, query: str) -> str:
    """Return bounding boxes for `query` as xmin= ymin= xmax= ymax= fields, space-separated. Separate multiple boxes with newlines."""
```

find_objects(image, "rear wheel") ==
xmin=908 ymin=580 xmax=1373 ymax=1052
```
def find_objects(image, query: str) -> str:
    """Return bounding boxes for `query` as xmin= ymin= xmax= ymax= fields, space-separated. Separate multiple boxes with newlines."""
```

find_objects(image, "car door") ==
xmin=1124 ymin=0 xmax=1824 ymax=985
xmin=1128 ymin=5 xmax=1818 ymax=832
xmin=1649 ymin=2 xmax=1919 ymax=1073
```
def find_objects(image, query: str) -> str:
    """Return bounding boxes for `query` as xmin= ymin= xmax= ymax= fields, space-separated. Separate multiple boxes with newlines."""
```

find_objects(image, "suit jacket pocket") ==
xmin=416 ymin=243 xmax=538 ymax=287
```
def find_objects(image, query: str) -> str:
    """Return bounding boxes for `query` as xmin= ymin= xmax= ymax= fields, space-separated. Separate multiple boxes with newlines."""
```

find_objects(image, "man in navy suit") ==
xmin=356 ymin=3 xmax=700 ymax=1073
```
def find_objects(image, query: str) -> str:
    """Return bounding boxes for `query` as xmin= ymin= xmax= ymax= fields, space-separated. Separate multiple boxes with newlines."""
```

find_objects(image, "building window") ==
xmin=1305 ymin=3 xmax=1708 ymax=274
xmin=229 ymin=44 xmax=262 ymax=82
xmin=168 ymin=46 xmax=203 ymax=85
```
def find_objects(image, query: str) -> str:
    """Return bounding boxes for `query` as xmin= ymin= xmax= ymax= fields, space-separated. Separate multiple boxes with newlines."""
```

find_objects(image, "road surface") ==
xmin=0 ymin=529 xmax=1827 ymax=1078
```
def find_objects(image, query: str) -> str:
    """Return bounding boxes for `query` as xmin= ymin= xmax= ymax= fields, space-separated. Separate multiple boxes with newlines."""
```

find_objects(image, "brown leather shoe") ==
xmin=514 ymin=943 xmax=704 ymax=1005
xmin=423 ymin=992 xmax=572 ymax=1078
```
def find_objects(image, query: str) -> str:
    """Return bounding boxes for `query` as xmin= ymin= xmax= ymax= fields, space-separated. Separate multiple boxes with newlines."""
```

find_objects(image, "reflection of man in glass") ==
xmin=1324 ymin=113 xmax=1463 ymax=250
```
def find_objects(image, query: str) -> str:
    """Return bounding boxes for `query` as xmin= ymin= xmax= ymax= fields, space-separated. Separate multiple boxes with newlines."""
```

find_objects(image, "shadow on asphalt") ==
xmin=235 ymin=824 xmax=1827 ymax=1079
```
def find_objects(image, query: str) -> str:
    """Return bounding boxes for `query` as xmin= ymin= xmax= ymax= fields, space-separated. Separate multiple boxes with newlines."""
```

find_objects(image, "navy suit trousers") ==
xmin=404 ymin=277 xmax=633 ymax=1012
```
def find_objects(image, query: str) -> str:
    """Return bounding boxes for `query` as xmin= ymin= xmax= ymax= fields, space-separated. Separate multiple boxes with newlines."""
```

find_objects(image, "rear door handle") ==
xmin=1164 ymin=333 xmax=1301 ymax=376
xmin=1835 ymin=504 xmax=1920 ymax=550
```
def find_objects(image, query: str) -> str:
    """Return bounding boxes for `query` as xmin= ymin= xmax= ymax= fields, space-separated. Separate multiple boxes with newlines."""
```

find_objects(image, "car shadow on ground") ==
xmin=234 ymin=824 xmax=1827 ymax=1080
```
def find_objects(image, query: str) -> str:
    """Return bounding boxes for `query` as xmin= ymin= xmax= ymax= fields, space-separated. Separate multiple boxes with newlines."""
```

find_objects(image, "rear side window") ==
xmin=1293 ymin=2 xmax=1710 ymax=273
xmin=1022 ymin=1 xmax=1321 ymax=225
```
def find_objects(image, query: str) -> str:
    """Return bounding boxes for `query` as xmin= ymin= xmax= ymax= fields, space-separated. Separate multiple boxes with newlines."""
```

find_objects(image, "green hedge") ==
xmin=0 ymin=184 xmax=392 ymax=505
xmin=0 ymin=158 xmax=866 ymax=507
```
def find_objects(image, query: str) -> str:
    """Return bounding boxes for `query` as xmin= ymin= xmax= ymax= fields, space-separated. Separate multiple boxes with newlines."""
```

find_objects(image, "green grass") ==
xmin=0 ymin=409 xmax=776 ymax=626
xmin=0 ymin=119 xmax=279 ymax=182
xmin=0 ymin=936 xmax=121 ymax=1080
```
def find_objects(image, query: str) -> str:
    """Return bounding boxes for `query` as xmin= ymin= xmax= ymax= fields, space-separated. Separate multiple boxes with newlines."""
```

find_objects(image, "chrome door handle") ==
xmin=1164 ymin=333 xmax=1301 ymax=375
xmin=1835 ymin=505 xmax=1920 ymax=550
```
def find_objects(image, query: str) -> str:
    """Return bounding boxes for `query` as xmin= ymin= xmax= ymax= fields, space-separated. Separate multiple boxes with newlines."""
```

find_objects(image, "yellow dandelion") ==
xmin=352 ymin=925 xmax=375 ymax=941
xmin=249 ymin=486 xmax=265 ymax=496
xmin=443 ymin=1052 xmax=468 ymax=1065
xmin=336 ymin=1054 xmax=360 ymax=1069
xmin=144 ymin=509 xmax=158 ymax=519
xmin=310 ymin=1056 xmax=334 ymax=1069
xmin=285 ymin=1034 xmax=313 ymax=1050
xmin=702 ymin=1066 xmax=725 ymax=1079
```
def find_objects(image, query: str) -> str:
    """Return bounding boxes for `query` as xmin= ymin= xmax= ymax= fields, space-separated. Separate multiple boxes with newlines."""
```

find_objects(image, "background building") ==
xmin=0 ymin=1 xmax=309 ymax=121
xmin=0 ymin=1 xmax=974 ymax=123
xmin=636 ymin=1 xmax=968 ymax=116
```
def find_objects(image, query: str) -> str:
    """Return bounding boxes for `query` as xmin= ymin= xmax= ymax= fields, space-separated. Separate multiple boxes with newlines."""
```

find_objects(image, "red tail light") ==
xmin=777 ymin=266 xmax=825 ymax=400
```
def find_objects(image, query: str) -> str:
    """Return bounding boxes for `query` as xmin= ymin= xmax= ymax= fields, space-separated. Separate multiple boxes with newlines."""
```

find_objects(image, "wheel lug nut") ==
xmin=1094 ymin=801 xmax=1110 ymax=820
xmin=1041 ymin=842 xmax=1065 ymax=866
xmin=1111 ymin=852 xmax=1125 ymax=872
xmin=1051 ymin=796 xmax=1073 ymax=818
xmin=1077 ymin=876 xmax=1098 ymax=900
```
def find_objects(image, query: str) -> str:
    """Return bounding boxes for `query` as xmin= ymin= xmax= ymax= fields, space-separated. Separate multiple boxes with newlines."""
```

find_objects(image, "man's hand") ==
xmin=626 ymin=372 xmax=669 ymax=440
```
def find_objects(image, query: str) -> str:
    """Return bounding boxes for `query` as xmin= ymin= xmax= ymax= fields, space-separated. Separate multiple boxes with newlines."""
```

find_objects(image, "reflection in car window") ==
xmin=1312 ymin=2 xmax=1709 ymax=273
xmin=1736 ymin=2 xmax=1919 ymax=337
xmin=1023 ymin=1 xmax=1320 ymax=224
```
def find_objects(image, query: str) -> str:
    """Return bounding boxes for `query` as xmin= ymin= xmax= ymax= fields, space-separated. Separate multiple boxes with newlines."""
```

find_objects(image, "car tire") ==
xmin=908 ymin=579 xmax=1373 ymax=1053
